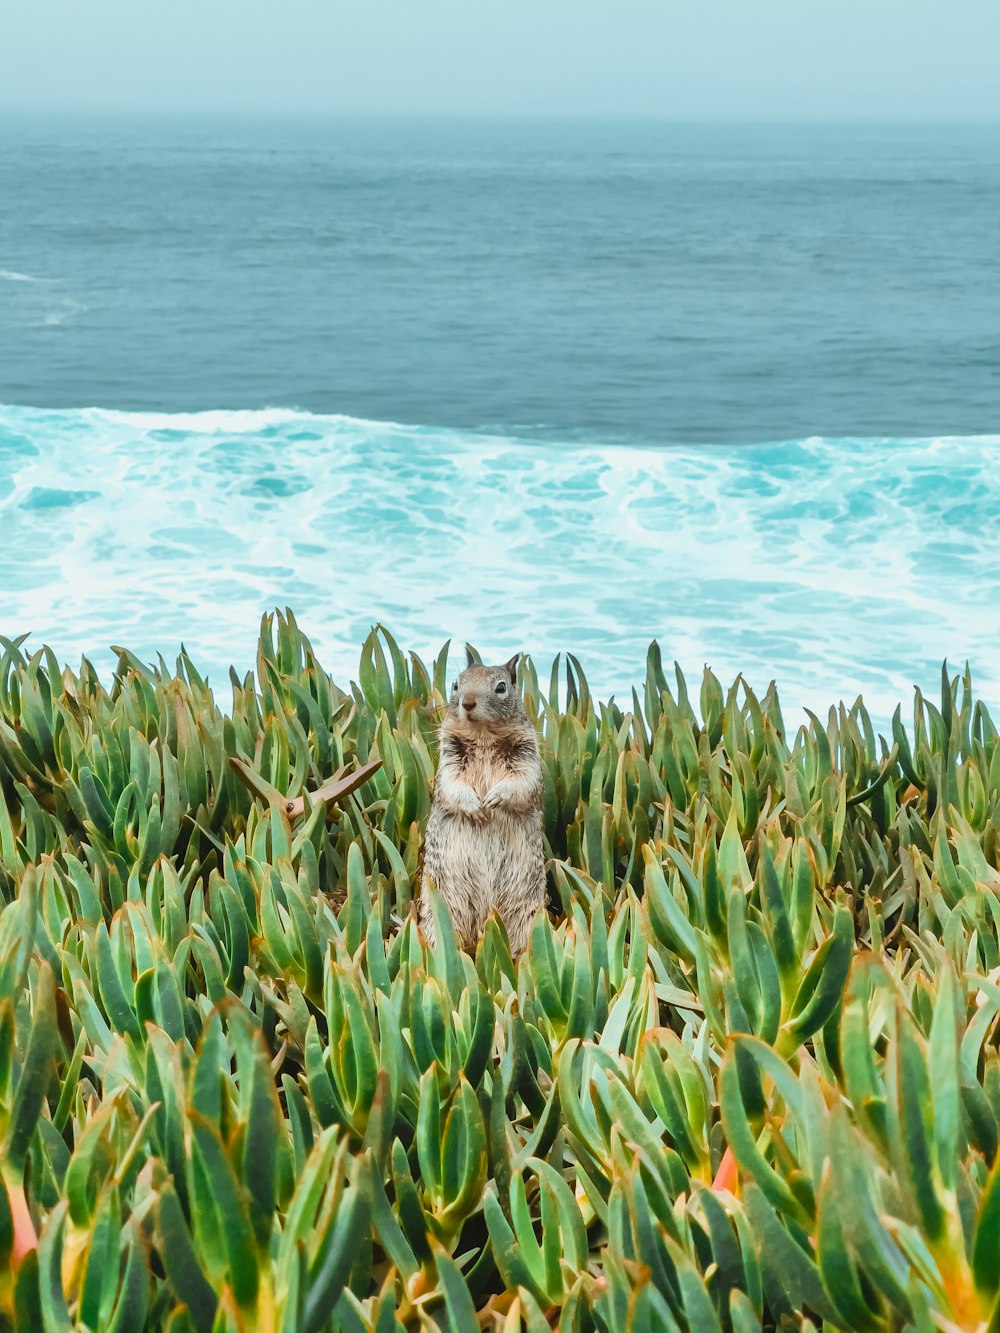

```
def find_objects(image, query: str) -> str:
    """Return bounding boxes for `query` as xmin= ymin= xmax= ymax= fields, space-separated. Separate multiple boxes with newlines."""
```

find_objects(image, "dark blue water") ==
xmin=2 ymin=115 xmax=998 ymax=443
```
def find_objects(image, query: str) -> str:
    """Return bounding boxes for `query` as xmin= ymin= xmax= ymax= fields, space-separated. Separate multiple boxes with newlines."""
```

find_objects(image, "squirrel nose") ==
xmin=462 ymin=693 xmax=477 ymax=712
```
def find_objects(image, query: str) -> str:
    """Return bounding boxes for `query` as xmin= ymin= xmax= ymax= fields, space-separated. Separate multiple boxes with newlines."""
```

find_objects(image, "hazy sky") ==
xmin=3 ymin=0 xmax=1000 ymax=119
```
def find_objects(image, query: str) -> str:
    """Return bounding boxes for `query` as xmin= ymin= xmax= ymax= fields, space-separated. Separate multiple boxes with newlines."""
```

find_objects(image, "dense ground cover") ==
xmin=2 ymin=611 xmax=1000 ymax=1331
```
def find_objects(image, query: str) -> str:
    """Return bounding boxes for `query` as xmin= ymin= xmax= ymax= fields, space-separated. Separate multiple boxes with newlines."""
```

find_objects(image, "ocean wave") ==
xmin=41 ymin=297 xmax=89 ymax=328
xmin=79 ymin=405 xmax=329 ymax=434
xmin=1 ymin=401 xmax=998 ymax=729
xmin=29 ymin=402 xmax=1000 ymax=451
xmin=0 ymin=269 xmax=46 ymax=284
xmin=0 ymin=272 xmax=86 ymax=329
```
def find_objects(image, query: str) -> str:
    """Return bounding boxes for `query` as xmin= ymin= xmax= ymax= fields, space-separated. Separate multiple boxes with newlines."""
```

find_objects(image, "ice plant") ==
xmin=0 ymin=615 xmax=999 ymax=1327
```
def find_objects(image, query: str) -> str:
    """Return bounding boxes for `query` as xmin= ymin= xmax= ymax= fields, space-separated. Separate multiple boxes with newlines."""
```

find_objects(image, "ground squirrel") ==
xmin=419 ymin=651 xmax=545 ymax=956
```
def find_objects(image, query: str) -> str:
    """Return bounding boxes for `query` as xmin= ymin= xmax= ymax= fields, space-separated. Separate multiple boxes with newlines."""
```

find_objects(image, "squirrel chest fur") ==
xmin=419 ymin=653 xmax=545 ymax=956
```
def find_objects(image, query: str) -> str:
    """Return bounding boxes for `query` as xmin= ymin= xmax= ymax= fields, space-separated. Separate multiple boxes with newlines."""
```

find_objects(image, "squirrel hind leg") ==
xmin=417 ymin=889 xmax=436 ymax=950
xmin=418 ymin=882 xmax=475 ymax=953
xmin=420 ymin=869 xmax=484 ymax=954
xmin=504 ymin=903 xmax=544 ymax=960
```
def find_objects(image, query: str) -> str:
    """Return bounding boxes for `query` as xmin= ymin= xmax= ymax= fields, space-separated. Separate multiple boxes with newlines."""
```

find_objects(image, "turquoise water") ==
xmin=2 ymin=403 xmax=997 ymax=726
xmin=1 ymin=117 xmax=999 ymax=724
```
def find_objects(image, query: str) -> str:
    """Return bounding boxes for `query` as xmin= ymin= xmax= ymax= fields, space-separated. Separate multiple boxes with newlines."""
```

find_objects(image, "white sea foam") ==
xmin=41 ymin=297 xmax=88 ymax=328
xmin=1 ymin=403 xmax=998 ymax=731
xmin=0 ymin=270 xmax=85 ymax=328
xmin=83 ymin=406 xmax=319 ymax=434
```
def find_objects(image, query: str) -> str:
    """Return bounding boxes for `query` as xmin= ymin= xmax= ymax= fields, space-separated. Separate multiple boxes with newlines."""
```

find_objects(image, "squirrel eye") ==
xmin=451 ymin=682 xmax=457 ymax=692
xmin=495 ymin=681 xmax=507 ymax=694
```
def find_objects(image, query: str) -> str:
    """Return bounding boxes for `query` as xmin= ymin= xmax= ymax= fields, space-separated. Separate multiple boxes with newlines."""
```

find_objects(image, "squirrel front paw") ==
xmin=455 ymin=787 xmax=485 ymax=821
xmin=483 ymin=781 xmax=514 ymax=812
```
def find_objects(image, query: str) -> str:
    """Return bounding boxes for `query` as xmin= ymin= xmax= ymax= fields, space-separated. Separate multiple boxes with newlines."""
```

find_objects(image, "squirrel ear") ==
xmin=465 ymin=645 xmax=477 ymax=669
xmin=504 ymin=653 xmax=520 ymax=685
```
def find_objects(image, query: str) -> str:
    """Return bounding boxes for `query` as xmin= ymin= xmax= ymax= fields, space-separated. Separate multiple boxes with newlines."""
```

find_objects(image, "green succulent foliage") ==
xmin=2 ymin=614 xmax=1000 ymax=1329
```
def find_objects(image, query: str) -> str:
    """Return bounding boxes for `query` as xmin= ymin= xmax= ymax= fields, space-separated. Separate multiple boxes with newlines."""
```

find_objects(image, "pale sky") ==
xmin=2 ymin=0 xmax=999 ymax=120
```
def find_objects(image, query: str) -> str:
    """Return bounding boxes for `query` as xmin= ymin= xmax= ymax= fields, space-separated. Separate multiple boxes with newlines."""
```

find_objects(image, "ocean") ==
xmin=1 ymin=114 xmax=998 ymax=726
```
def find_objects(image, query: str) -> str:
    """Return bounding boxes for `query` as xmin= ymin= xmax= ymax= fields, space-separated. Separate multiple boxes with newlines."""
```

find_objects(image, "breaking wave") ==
xmin=2 ymin=402 xmax=998 ymax=729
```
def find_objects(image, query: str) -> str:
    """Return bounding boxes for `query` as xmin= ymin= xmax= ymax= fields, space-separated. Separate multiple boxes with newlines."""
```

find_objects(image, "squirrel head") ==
xmin=447 ymin=650 xmax=525 ymax=726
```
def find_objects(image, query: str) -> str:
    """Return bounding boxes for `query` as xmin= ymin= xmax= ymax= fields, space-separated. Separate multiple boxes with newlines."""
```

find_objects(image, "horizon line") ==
xmin=2 ymin=104 xmax=1000 ymax=126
